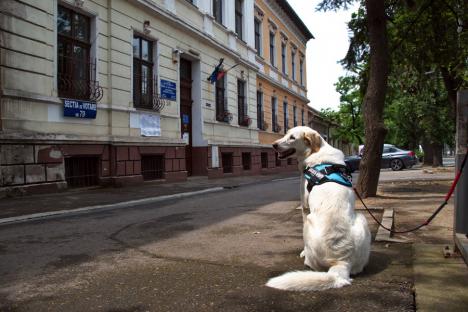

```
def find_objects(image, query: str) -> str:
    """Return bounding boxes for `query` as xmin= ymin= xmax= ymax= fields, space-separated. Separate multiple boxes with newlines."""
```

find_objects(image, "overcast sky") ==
xmin=287 ymin=0 xmax=360 ymax=111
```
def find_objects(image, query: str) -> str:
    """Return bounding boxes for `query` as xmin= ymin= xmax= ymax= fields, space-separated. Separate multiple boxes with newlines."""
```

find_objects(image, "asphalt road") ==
xmin=0 ymin=178 xmax=414 ymax=312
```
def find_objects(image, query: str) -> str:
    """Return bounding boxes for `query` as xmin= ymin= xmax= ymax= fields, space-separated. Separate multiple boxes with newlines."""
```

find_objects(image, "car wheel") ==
xmin=390 ymin=159 xmax=404 ymax=171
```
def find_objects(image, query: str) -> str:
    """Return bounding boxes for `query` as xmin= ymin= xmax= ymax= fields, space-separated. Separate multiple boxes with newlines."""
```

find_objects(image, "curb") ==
xmin=0 ymin=187 xmax=224 ymax=226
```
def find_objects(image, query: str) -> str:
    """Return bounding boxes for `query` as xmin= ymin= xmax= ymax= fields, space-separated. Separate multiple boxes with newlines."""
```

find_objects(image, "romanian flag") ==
xmin=207 ymin=58 xmax=225 ymax=84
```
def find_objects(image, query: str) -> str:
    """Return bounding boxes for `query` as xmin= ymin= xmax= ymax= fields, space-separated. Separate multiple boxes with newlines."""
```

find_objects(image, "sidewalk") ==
xmin=0 ymin=172 xmax=298 ymax=220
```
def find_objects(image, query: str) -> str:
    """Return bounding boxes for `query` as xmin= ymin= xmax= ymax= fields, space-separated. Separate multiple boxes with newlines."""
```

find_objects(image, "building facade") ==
xmin=253 ymin=0 xmax=313 ymax=169
xmin=0 ymin=0 xmax=313 ymax=195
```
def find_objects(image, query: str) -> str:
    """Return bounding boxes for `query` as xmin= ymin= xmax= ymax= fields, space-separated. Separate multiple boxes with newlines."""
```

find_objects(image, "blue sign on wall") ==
xmin=160 ymin=79 xmax=177 ymax=101
xmin=63 ymin=99 xmax=97 ymax=119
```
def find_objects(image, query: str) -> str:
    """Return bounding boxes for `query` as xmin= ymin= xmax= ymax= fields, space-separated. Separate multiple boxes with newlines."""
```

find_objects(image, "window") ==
xmin=141 ymin=155 xmax=164 ymax=180
xmin=293 ymin=106 xmax=297 ymax=127
xmin=235 ymin=0 xmax=243 ymax=40
xmin=57 ymin=5 xmax=93 ymax=100
xmin=254 ymin=18 xmax=261 ymax=56
xmin=275 ymin=153 xmax=281 ymax=167
xmin=272 ymin=97 xmax=278 ymax=132
xmin=269 ymin=32 xmax=275 ymax=66
xmin=238 ymin=80 xmax=248 ymax=126
xmin=216 ymin=76 xmax=227 ymax=122
xmin=283 ymin=101 xmax=288 ymax=133
xmin=242 ymin=152 xmax=251 ymax=170
xmin=301 ymin=109 xmax=305 ymax=126
xmin=300 ymin=59 xmax=304 ymax=86
xmin=261 ymin=152 xmax=268 ymax=169
xmin=281 ymin=43 xmax=286 ymax=75
xmin=133 ymin=35 xmax=154 ymax=109
xmin=213 ymin=0 xmax=222 ymax=24
xmin=222 ymin=153 xmax=233 ymax=173
xmin=291 ymin=50 xmax=296 ymax=81
xmin=257 ymin=91 xmax=263 ymax=130
xmin=65 ymin=156 xmax=99 ymax=187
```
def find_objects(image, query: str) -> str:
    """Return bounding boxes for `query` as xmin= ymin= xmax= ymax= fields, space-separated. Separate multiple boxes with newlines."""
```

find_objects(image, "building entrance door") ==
xmin=180 ymin=58 xmax=193 ymax=175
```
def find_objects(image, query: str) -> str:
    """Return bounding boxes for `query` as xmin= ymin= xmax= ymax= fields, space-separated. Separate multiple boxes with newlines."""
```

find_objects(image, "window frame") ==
xmin=300 ymin=58 xmax=304 ymax=86
xmin=291 ymin=50 xmax=296 ymax=81
xmin=256 ymin=90 xmax=263 ymax=129
xmin=272 ymin=96 xmax=278 ymax=132
xmin=293 ymin=106 xmax=297 ymax=127
xmin=254 ymin=18 xmax=261 ymax=56
xmin=237 ymin=79 xmax=248 ymax=126
xmin=283 ymin=101 xmax=288 ymax=134
xmin=132 ymin=35 xmax=155 ymax=110
xmin=57 ymin=5 xmax=92 ymax=100
xmin=213 ymin=0 xmax=223 ymax=24
xmin=269 ymin=32 xmax=275 ymax=66
xmin=235 ymin=0 xmax=243 ymax=40
xmin=281 ymin=42 xmax=286 ymax=75
xmin=215 ymin=75 xmax=227 ymax=122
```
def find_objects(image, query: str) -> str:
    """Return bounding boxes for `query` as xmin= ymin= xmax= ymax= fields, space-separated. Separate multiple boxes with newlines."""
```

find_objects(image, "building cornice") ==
xmin=257 ymin=71 xmax=310 ymax=104
xmin=264 ymin=0 xmax=313 ymax=45
xmin=130 ymin=0 xmax=258 ymax=71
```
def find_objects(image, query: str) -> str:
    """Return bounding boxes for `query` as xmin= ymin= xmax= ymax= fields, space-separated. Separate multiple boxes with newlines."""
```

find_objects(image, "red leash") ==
xmin=354 ymin=150 xmax=468 ymax=234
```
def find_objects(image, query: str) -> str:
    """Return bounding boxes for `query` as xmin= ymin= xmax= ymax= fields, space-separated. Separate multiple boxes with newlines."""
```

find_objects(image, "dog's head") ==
xmin=272 ymin=126 xmax=323 ymax=160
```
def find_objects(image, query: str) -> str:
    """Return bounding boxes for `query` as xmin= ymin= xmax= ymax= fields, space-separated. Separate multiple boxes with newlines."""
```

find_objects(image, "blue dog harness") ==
xmin=304 ymin=163 xmax=352 ymax=192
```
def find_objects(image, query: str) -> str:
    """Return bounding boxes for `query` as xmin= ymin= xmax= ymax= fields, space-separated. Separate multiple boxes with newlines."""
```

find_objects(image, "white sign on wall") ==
xmin=211 ymin=145 xmax=219 ymax=168
xmin=140 ymin=113 xmax=161 ymax=136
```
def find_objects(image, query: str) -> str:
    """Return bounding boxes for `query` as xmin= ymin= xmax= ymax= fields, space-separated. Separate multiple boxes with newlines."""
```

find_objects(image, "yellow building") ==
xmin=254 ymin=0 xmax=313 ymax=167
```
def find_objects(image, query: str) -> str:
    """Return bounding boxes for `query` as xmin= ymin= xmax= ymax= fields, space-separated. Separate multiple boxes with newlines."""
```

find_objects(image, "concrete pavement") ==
xmin=0 ymin=168 xmax=467 ymax=311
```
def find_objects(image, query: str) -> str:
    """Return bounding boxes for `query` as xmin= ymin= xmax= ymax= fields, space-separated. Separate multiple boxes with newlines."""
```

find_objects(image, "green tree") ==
xmin=321 ymin=75 xmax=364 ymax=146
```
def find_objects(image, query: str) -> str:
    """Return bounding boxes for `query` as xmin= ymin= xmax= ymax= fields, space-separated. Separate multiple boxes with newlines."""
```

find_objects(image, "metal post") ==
xmin=454 ymin=89 xmax=468 ymax=264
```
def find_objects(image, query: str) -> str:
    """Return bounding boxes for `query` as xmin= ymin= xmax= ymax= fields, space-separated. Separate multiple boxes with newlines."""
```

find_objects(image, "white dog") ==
xmin=266 ymin=126 xmax=371 ymax=291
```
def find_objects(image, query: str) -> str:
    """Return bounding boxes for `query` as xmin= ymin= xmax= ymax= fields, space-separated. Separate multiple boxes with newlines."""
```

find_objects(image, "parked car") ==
xmin=345 ymin=144 xmax=417 ymax=172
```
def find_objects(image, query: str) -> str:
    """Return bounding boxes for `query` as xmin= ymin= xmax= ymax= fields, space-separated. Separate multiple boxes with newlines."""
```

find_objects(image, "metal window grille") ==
xmin=65 ymin=156 xmax=99 ymax=188
xmin=261 ymin=152 xmax=268 ymax=169
xmin=287 ymin=158 xmax=293 ymax=165
xmin=275 ymin=153 xmax=281 ymax=167
xmin=222 ymin=153 xmax=233 ymax=173
xmin=242 ymin=152 xmax=251 ymax=170
xmin=216 ymin=76 xmax=228 ymax=122
xmin=141 ymin=155 xmax=164 ymax=180
xmin=57 ymin=6 xmax=103 ymax=102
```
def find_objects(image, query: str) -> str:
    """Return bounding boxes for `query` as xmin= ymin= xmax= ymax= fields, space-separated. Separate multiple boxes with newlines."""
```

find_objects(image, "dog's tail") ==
xmin=266 ymin=264 xmax=351 ymax=291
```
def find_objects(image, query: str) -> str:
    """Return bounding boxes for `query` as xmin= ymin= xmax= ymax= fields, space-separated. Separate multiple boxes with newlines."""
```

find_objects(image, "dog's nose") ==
xmin=272 ymin=143 xmax=278 ymax=149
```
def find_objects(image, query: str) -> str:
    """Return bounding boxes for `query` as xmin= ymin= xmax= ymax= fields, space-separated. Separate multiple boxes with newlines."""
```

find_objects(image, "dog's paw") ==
xmin=299 ymin=250 xmax=305 ymax=258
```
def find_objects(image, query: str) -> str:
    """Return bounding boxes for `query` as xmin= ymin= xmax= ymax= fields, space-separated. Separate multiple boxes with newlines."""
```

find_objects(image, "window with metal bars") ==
xmin=257 ymin=91 xmax=263 ymax=129
xmin=141 ymin=155 xmax=164 ymax=180
xmin=238 ymin=80 xmax=248 ymax=126
xmin=283 ymin=101 xmax=288 ymax=134
xmin=222 ymin=153 xmax=233 ymax=173
xmin=242 ymin=152 xmax=251 ymax=170
xmin=57 ymin=5 xmax=93 ymax=101
xmin=293 ymin=106 xmax=297 ymax=127
xmin=133 ymin=35 xmax=154 ymax=109
xmin=291 ymin=50 xmax=296 ymax=81
xmin=275 ymin=153 xmax=281 ymax=167
xmin=261 ymin=152 xmax=268 ymax=169
xmin=272 ymin=96 xmax=278 ymax=132
xmin=65 ymin=156 xmax=99 ymax=188
xmin=216 ymin=76 xmax=227 ymax=122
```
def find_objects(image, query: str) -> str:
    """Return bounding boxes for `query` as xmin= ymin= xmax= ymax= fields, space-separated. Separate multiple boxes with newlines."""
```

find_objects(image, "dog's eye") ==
xmin=290 ymin=135 xmax=296 ymax=140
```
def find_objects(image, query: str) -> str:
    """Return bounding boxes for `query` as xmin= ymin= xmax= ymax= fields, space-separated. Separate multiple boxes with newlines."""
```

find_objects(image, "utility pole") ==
xmin=454 ymin=89 xmax=468 ymax=264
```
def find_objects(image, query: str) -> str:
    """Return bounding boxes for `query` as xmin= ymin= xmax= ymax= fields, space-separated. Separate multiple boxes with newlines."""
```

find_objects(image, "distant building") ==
xmin=254 ymin=0 xmax=313 ymax=168
xmin=0 ymin=0 xmax=313 ymax=195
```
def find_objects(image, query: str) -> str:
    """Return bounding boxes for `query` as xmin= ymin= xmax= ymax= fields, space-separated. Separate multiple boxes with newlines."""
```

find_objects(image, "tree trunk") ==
xmin=432 ymin=143 xmax=443 ymax=167
xmin=356 ymin=0 xmax=389 ymax=198
xmin=422 ymin=139 xmax=434 ymax=166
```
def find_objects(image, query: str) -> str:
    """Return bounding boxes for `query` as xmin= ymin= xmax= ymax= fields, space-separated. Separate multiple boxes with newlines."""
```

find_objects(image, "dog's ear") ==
xmin=303 ymin=131 xmax=321 ymax=154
